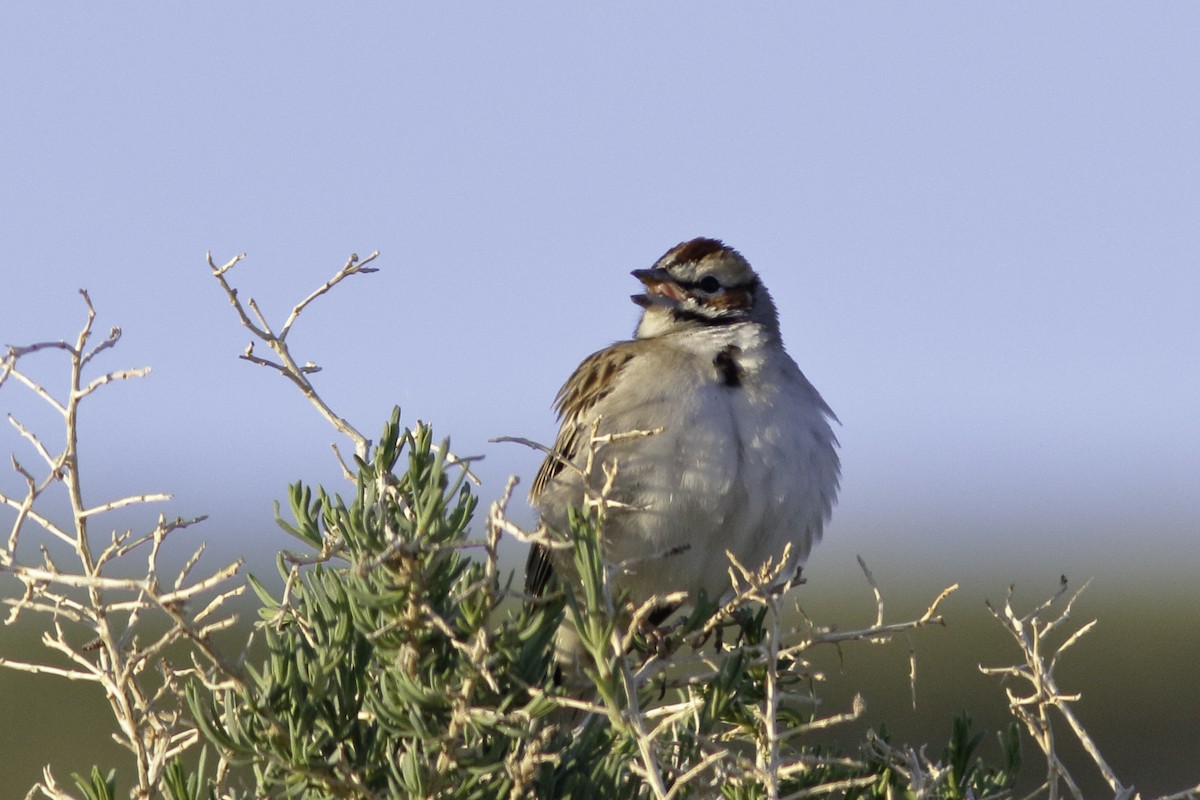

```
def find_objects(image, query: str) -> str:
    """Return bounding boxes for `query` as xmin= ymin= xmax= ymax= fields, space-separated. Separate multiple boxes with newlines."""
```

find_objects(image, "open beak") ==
xmin=631 ymin=267 xmax=684 ymax=308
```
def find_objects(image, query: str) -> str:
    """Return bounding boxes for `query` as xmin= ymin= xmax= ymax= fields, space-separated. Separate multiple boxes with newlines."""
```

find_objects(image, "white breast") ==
xmin=537 ymin=325 xmax=840 ymax=606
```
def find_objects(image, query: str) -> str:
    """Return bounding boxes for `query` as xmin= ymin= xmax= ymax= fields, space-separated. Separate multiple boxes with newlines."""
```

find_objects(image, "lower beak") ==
xmin=631 ymin=268 xmax=684 ymax=307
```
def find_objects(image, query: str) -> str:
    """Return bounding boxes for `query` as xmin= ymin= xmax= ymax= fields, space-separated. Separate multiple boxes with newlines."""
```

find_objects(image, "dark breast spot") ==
xmin=713 ymin=345 xmax=744 ymax=388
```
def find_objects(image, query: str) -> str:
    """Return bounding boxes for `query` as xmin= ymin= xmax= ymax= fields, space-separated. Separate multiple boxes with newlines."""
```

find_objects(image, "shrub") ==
xmin=3 ymin=253 xmax=1192 ymax=800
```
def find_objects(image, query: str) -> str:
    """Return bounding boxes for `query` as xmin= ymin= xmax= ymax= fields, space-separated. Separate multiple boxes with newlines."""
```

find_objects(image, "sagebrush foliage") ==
xmin=183 ymin=410 xmax=1018 ymax=799
xmin=189 ymin=411 xmax=561 ymax=797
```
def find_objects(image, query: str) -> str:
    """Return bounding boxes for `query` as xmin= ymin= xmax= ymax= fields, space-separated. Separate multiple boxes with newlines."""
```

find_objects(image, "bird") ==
xmin=526 ymin=237 xmax=840 ymax=662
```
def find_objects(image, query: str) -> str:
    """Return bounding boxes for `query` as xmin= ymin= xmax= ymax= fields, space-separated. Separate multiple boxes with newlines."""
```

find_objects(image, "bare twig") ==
xmin=207 ymin=250 xmax=379 ymax=461
xmin=980 ymin=580 xmax=1141 ymax=800
xmin=1 ymin=291 xmax=243 ymax=799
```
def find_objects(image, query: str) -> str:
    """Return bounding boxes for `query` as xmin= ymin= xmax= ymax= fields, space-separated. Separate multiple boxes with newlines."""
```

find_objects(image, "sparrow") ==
xmin=526 ymin=238 xmax=840 ymax=638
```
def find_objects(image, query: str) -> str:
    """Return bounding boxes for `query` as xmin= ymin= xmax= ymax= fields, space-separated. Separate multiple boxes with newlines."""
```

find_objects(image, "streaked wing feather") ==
xmin=529 ymin=344 xmax=637 ymax=502
xmin=524 ymin=542 xmax=556 ymax=596
xmin=526 ymin=344 xmax=638 ymax=597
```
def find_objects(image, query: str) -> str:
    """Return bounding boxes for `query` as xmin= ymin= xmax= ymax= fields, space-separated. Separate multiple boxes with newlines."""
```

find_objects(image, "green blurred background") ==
xmin=4 ymin=556 xmax=1199 ymax=798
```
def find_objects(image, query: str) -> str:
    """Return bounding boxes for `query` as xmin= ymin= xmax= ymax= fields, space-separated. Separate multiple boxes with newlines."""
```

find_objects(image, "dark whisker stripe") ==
xmin=671 ymin=308 xmax=748 ymax=326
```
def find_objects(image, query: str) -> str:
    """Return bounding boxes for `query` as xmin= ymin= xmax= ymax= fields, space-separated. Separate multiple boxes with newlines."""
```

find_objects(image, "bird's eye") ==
xmin=698 ymin=275 xmax=722 ymax=293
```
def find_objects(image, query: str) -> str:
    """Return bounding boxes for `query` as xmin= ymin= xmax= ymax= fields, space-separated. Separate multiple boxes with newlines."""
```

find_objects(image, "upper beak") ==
xmin=631 ymin=267 xmax=683 ymax=308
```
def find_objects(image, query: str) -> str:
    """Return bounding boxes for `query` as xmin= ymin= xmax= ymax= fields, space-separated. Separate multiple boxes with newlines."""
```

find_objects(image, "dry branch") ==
xmin=1 ymin=291 xmax=242 ymax=799
xmin=207 ymin=250 xmax=379 ymax=462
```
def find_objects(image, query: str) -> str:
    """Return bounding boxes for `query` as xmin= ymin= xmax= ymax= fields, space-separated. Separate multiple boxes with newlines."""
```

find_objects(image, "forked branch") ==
xmin=1 ymin=291 xmax=243 ymax=799
xmin=208 ymin=250 xmax=380 ymax=463
xmin=979 ymin=581 xmax=1200 ymax=800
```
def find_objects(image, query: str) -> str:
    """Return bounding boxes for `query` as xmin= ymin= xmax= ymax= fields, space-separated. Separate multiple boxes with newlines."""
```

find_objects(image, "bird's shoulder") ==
xmin=530 ymin=340 xmax=642 ymax=502
xmin=550 ymin=339 xmax=644 ymax=422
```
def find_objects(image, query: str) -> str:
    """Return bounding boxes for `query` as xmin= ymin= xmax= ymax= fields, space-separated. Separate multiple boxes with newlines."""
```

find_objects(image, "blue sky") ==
xmin=2 ymin=4 xmax=1198 ymax=596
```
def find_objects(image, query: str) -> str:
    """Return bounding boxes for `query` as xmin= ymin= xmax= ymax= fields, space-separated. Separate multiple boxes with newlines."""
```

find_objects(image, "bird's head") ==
xmin=632 ymin=238 xmax=779 ymax=339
